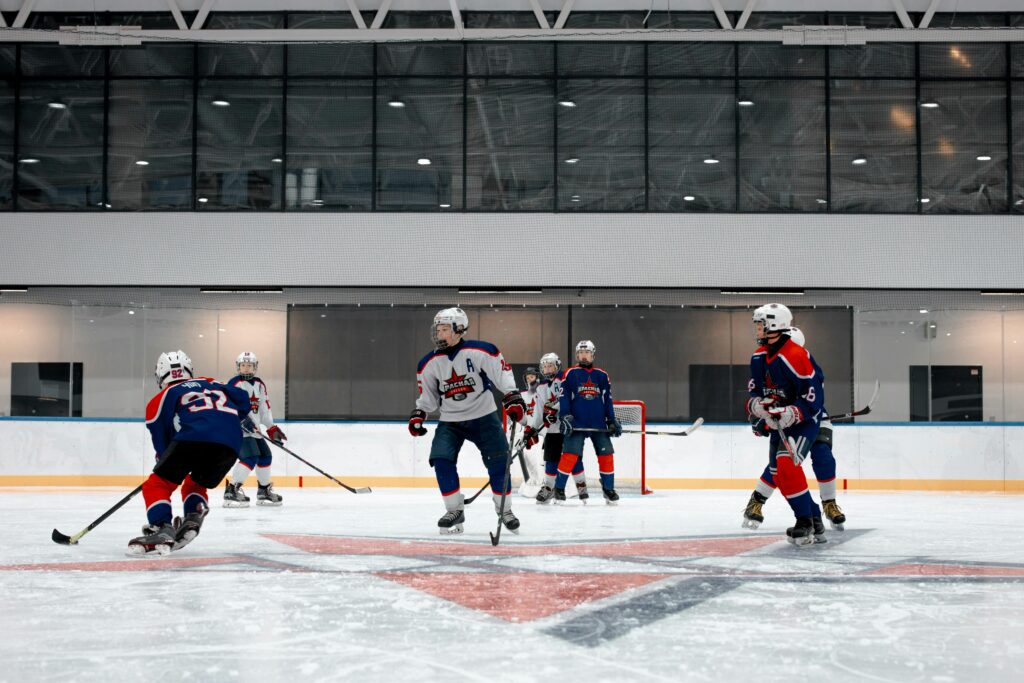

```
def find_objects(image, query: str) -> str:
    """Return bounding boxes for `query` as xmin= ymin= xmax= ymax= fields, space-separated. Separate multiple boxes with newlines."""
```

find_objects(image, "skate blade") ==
xmin=814 ymin=535 xmax=828 ymax=544
xmin=741 ymin=519 xmax=762 ymax=530
xmin=535 ymin=499 xmax=552 ymax=505
xmin=503 ymin=525 xmax=521 ymax=535
xmin=829 ymin=521 xmax=845 ymax=531
xmin=604 ymin=500 xmax=619 ymax=506
xmin=223 ymin=501 xmax=249 ymax=508
xmin=125 ymin=543 xmax=172 ymax=557
xmin=438 ymin=524 xmax=464 ymax=535
xmin=256 ymin=499 xmax=283 ymax=506
xmin=791 ymin=536 xmax=815 ymax=547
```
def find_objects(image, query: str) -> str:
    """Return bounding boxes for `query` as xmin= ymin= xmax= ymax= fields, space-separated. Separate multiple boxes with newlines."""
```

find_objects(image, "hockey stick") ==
xmin=575 ymin=417 xmax=706 ymax=437
xmin=52 ymin=442 xmax=179 ymax=546
xmin=247 ymin=426 xmax=371 ymax=494
xmin=490 ymin=420 xmax=518 ymax=547
xmin=824 ymin=380 xmax=880 ymax=423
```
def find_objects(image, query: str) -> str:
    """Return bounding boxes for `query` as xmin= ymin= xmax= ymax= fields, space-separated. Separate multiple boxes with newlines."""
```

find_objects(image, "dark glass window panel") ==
xmin=648 ymin=79 xmax=736 ymax=211
xmin=287 ymin=80 xmax=373 ymax=210
xmin=382 ymin=12 xmax=455 ymax=28
xmin=196 ymin=79 xmax=283 ymax=210
xmin=828 ymin=15 xmax=914 ymax=78
xmin=648 ymin=43 xmax=735 ymax=78
xmin=18 ymin=80 xmax=104 ymax=209
xmin=558 ymin=43 xmax=644 ymax=76
xmin=920 ymin=14 xmax=1008 ymax=79
xmin=738 ymin=80 xmax=827 ymax=211
xmin=376 ymin=78 xmax=463 ymax=210
xmin=20 ymin=13 xmax=106 ymax=77
xmin=463 ymin=12 xmax=555 ymax=28
xmin=557 ymin=79 xmax=644 ymax=211
xmin=108 ymin=14 xmax=192 ymax=77
xmin=562 ymin=12 xmax=646 ymax=28
xmin=0 ymin=80 xmax=12 ymax=208
xmin=467 ymin=43 xmax=554 ymax=77
xmin=0 ymin=46 xmax=15 ymax=75
xmin=1014 ymin=83 xmax=1024 ymax=213
xmin=645 ymin=11 xmax=721 ymax=29
xmin=378 ymin=43 xmax=463 ymax=77
xmin=690 ymin=365 xmax=750 ymax=422
xmin=10 ymin=362 xmax=83 ymax=417
xmin=466 ymin=79 xmax=553 ymax=210
xmin=199 ymin=14 xmax=284 ymax=76
xmin=107 ymin=80 xmax=193 ymax=210
xmin=739 ymin=13 xmax=825 ymax=78
xmin=1014 ymin=15 xmax=1024 ymax=76
xmin=287 ymin=13 xmax=374 ymax=76
xmin=830 ymin=80 xmax=918 ymax=212
xmin=920 ymin=81 xmax=1007 ymax=213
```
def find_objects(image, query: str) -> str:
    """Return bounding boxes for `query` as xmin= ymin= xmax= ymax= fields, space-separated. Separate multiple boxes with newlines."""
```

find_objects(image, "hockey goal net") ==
xmin=514 ymin=400 xmax=651 ymax=496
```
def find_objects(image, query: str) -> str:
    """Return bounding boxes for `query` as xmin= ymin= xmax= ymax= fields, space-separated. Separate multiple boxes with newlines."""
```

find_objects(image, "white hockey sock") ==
xmin=256 ymin=466 xmax=272 ymax=486
xmin=755 ymin=480 xmax=776 ymax=499
xmin=492 ymin=493 xmax=512 ymax=514
xmin=443 ymin=492 xmax=465 ymax=512
xmin=230 ymin=462 xmax=252 ymax=486
xmin=544 ymin=474 xmax=556 ymax=487
xmin=819 ymin=480 xmax=837 ymax=501
xmin=573 ymin=473 xmax=586 ymax=486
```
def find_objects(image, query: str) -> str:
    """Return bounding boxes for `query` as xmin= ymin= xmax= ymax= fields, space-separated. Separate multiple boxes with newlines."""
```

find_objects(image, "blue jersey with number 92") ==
xmin=145 ymin=377 xmax=252 ymax=457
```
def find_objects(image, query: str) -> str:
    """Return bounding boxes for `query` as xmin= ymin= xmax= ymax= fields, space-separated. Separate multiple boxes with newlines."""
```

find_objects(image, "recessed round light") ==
xmin=47 ymin=102 xmax=67 ymax=110
xmin=135 ymin=160 xmax=149 ymax=166
xmin=976 ymin=155 xmax=992 ymax=162
xmin=738 ymin=100 xmax=754 ymax=107
xmin=128 ymin=310 xmax=135 ymax=315
xmin=311 ymin=199 xmax=324 ymax=205
xmin=816 ymin=198 xmax=828 ymax=204
xmin=212 ymin=100 xmax=230 ymax=107
xmin=197 ymin=197 xmax=209 ymax=203
xmin=920 ymin=100 xmax=939 ymax=109
xmin=920 ymin=198 xmax=931 ymax=203
xmin=919 ymin=309 xmax=929 ymax=314
xmin=439 ymin=204 xmax=451 ymax=208
xmin=683 ymin=196 xmax=695 ymax=201
xmin=564 ymin=158 xmax=580 ymax=164
xmin=417 ymin=158 xmax=431 ymax=165
xmin=388 ymin=100 xmax=405 ymax=108
xmin=558 ymin=101 xmax=577 ymax=108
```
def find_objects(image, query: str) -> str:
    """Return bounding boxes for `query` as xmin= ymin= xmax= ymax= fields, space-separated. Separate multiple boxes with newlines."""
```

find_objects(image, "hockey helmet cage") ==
xmin=539 ymin=352 xmax=562 ymax=379
xmin=236 ymin=351 xmax=259 ymax=380
xmin=432 ymin=307 xmax=469 ymax=350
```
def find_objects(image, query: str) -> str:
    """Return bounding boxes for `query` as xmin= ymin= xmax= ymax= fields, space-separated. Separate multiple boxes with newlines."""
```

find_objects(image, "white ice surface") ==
xmin=1 ymin=488 xmax=1023 ymax=683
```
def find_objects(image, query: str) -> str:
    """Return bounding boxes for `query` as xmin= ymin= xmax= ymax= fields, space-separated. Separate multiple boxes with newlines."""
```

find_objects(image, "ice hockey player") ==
xmin=408 ymin=307 xmax=527 ymax=535
xmin=745 ymin=304 xmax=828 ymax=546
xmin=223 ymin=351 xmax=286 ymax=507
xmin=521 ymin=366 xmax=541 ymax=428
xmin=129 ymin=350 xmax=252 ymax=555
xmin=743 ymin=326 xmax=847 ymax=531
xmin=555 ymin=340 xmax=621 ymax=505
xmin=531 ymin=352 xmax=588 ymax=504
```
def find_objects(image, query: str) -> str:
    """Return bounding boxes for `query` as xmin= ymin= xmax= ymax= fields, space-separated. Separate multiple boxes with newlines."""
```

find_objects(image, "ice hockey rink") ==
xmin=2 ymin=487 xmax=1022 ymax=683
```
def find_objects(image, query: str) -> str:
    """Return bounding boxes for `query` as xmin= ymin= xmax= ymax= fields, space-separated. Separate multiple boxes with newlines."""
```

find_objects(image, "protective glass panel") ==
xmin=1003 ymin=311 xmax=1024 ymax=420
xmin=376 ymin=78 xmax=463 ymax=210
xmin=108 ymin=13 xmax=193 ymax=77
xmin=558 ymin=43 xmax=644 ymax=76
xmin=107 ymin=80 xmax=194 ymax=210
xmin=199 ymin=13 xmax=284 ymax=76
xmin=828 ymin=13 xmax=914 ymax=78
xmin=739 ymin=14 xmax=825 ymax=78
xmin=17 ymin=80 xmax=104 ymax=210
xmin=1014 ymin=83 xmax=1024 ymax=213
xmin=286 ymin=80 xmax=373 ymax=210
xmin=196 ymin=79 xmax=283 ymax=210
xmin=466 ymin=79 xmax=554 ymax=210
xmin=830 ymin=79 xmax=918 ymax=212
xmin=287 ymin=13 xmax=374 ymax=77
xmin=920 ymin=81 xmax=1008 ymax=213
xmin=557 ymin=79 xmax=644 ymax=211
xmin=648 ymin=79 xmax=735 ymax=211
xmin=467 ymin=43 xmax=554 ymax=77
xmin=0 ymin=80 xmax=11 ymax=209
xmin=21 ymin=14 xmax=105 ymax=77
xmin=738 ymin=80 xmax=827 ymax=211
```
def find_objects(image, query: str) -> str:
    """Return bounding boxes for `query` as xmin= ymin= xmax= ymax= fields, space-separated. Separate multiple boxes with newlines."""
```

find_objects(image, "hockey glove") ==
xmin=408 ymin=409 xmax=428 ymax=437
xmin=746 ymin=396 xmax=775 ymax=420
xmin=502 ymin=391 xmax=527 ymax=424
xmin=266 ymin=425 xmax=287 ymax=444
xmin=766 ymin=405 xmax=803 ymax=431
xmin=750 ymin=416 xmax=770 ymax=438
xmin=606 ymin=416 xmax=623 ymax=438
xmin=560 ymin=415 xmax=574 ymax=437
xmin=523 ymin=426 xmax=540 ymax=448
xmin=240 ymin=416 xmax=258 ymax=434
xmin=543 ymin=406 xmax=559 ymax=428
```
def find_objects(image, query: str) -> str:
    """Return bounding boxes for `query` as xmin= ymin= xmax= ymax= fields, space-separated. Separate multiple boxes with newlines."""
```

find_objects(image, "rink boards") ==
xmin=0 ymin=419 xmax=1022 ymax=492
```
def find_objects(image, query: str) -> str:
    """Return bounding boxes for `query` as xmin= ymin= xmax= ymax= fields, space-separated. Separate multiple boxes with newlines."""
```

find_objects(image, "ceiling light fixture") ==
xmin=200 ymin=288 xmax=284 ymax=294
xmin=721 ymin=289 xmax=805 ymax=296
xmin=47 ymin=101 xmax=67 ymax=110
xmin=211 ymin=99 xmax=230 ymax=107
xmin=417 ymin=158 xmax=431 ymax=165
xmin=976 ymin=155 xmax=992 ymax=161
xmin=920 ymin=100 xmax=939 ymax=109
xmin=458 ymin=289 xmax=543 ymax=295
xmin=388 ymin=100 xmax=405 ymax=108
xmin=852 ymin=156 xmax=868 ymax=165
xmin=564 ymin=158 xmax=580 ymax=164
xmin=683 ymin=195 xmax=695 ymax=201
xmin=271 ymin=158 xmax=283 ymax=164
xmin=558 ymin=100 xmax=576 ymax=108
xmin=738 ymin=99 xmax=754 ymax=107
xmin=19 ymin=158 xmax=39 ymax=164
xmin=135 ymin=160 xmax=149 ymax=166
xmin=703 ymin=156 xmax=720 ymax=164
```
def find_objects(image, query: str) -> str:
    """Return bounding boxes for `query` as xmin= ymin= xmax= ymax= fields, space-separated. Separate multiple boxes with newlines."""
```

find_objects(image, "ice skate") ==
xmin=812 ymin=515 xmax=828 ymax=544
xmin=602 ymin=487 xmax=619 ymax=506
xmin=172 ymin=503 xmax=208 ymax=551
xmin=536 ymin=485 xmax=554 ymax=504
xmin=223 ymin=481 xmax=250 ymax=508
xmin=498 ymin=509 xmax=520 ymax=534
xmin=576 ymin=480 xmax=589 ymax=504
xmin=438 ymin=509 xmax=465 ymax=535
xmin=126 ymin=522 xmax=177 ymax=557
xmin=257 ymin=482 xmax=283 ymax=506
xmin=786 ymin=517 xmax=815 ymax=547
xmin=742 ymin=491 xmax=768 ymax=530
xmin=822 ymin=499 xmax=846 ymax=531
xmin=553 ymin=487 xmax=567 ymax=505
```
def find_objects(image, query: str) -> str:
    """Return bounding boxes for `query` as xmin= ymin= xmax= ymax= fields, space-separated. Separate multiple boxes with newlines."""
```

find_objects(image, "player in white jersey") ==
xmin=517 ymin=367 xmax=545 ymax=487
xmin=408 ymin=308 xmax=527 ymax=535
xmin=529 ymin=353 xmax=589 ymax=503
xmin=223 ymin=352 xmax=286 ymax=507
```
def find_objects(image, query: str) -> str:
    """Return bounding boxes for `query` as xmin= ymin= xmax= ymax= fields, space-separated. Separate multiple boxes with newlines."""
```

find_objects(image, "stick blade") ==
xmin=489 ymin=532 xmax=500 ymax=547
xmin=684 ymin=417 xmax=705 ymax=435
xmin=354 ymin=487 xmax=373 ymax=494
xmin=51 ymin=528 xmax=74 ymax=545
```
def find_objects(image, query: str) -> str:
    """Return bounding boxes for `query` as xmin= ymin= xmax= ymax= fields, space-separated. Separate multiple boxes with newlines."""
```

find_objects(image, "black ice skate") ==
xmin=742 ymin=491 xmax=768 ymax=530
xmin=553 ymin=487 xmax=567 ymax=505
xmin=822 ymin=499 xmax=846 ymax=531
xmin=536 ymin=485 xmax=555 ymax=504
xmin=438 ymin=509 xmax=465 ymax=535
xmin=812 ymin=515 xmax=828 ymax=544
xmin=602 ymin=487 xmax=620 ymax=506
xmin=576 ymin=480 xmax=589 ymax=504
xmin=223 ymin=482 xmax=250 ymax=508
xmin=173 ymin=503 xmax=209 ymax=552
xmin=257 ymin=482 xmax=283 ymax=506
xmin=499 ymin=509 xmax=520 ymax=534
xmin=126 ymin=522 xmax=177 ymax=557
xmin=786 ymin=517 xmax=815 ymax=547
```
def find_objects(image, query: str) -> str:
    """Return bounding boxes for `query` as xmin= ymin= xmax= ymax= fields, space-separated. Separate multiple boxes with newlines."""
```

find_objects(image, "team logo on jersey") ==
xmin=442 ymin=368 xmax=477 ymax=401
xmin=579 ymin=378 xmax=600 ymax=401
xmin=250 ymin=396 xmax=260 ymax=413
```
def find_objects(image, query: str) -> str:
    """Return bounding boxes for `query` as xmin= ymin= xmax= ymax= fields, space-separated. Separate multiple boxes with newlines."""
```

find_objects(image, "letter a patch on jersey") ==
xmin=442 ymin=369 xmax=477 ymax=401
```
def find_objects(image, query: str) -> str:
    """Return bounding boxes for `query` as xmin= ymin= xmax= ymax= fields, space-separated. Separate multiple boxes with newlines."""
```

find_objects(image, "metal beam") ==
xmin=553 ymin=0 xmax=576 ymax=30
xmin=891 ymin=0 xmax=914 ymax=29
xmin=370 ymin=0 xmax=393 ymax=30
xmin=190 ymin=0 xmax=216 ymax=31
xmin=735 ymin=0 xmax=758 ymax=31
xmin=165 ymin=0 xmax=188 ymax=31
xmin=528 ymin=0 xmax=549 ymax=30
xmin=0 ymin=12 xmax=6 ymax=29
xmin=345 ymin=0 xmax=367 ymax=30
xmin=709 ymin=0 xmax=732 ymax=30
xmin=919 ymin=0 xmax=943 ymax=29
xmin=12 ymin=0 xmax=39 ymax=29
xmin=449 ymin=0 xmax=464 ymax=36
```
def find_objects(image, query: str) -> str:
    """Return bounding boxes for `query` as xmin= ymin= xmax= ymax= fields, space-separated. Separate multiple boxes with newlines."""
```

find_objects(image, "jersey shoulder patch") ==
xmin=776 ymin=342 xmax=816 ymax=379
xmin=461 ymin=339 xmax=500 ymax=356
xmin=417 ymin=350 xmax=444 ymax=373
xmin=145 ymin=387 xmax=172 ymax=423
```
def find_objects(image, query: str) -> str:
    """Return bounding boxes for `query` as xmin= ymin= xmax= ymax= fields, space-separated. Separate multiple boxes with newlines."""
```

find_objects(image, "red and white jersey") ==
xmin=521 ymin=388 xmax=539 ymax=424
xmin=226 ymin=374 xmax=276 ymax=439
xmin=416 ymin=339 xmax=518 ymax=423
xmin=530 ymin=374 xmax=563 ymax=431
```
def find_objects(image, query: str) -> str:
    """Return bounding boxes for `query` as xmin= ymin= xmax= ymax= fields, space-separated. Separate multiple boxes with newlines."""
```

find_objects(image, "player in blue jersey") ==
xmin=128 ymin=350 xmax=253 ymax=556
xmin=409 ymin=308 xmax=527 ymax=535
xmin=555 ymin=340 xmax=621 ymax=505
xmin=743 ymin=326 xmax=847 ymax=531
xmin=745 ymin=304 xmax=827 ymax=546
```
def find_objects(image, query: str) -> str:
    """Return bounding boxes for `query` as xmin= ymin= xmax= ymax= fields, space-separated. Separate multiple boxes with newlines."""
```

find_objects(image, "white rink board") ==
xmin=1 ymin=420 xmax=1024 ymax=485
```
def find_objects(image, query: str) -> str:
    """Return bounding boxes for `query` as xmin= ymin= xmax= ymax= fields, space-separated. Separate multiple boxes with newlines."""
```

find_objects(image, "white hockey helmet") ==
xmin=539 ymin=352 xmax=562 ymax=379
xmin=432 ymin=307 xmax=469 ymax=350
xmin=575 ymin=340 xmax=596 ymax=366
xmin=155 ymin=350 xmax=194 ymax=389
xmin=752 ymin=303 xmax=793 ymax=344
xmin=787 ymin=326 xmax=806 ymax=347
xmin=236 ymin=351 xmax=258 ymax=380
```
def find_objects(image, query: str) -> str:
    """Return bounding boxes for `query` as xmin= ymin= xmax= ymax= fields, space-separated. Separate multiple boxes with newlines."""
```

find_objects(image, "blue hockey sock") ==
xmin=433 ymin=459 xmax=460 ymax=496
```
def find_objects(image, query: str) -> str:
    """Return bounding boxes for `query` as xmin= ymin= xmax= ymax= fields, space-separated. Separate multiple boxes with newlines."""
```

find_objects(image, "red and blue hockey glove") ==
xmin=560 ymin=414 xmax=574 ymax=437
xmin=606 ymin=416 xmax=623 ymax=438
xmin=766 ymin=405 xmax=803 ymax=431
xmin=746 ymin=396 xmax=775 ymax=420
xmin=267 ymin=425 xmax=287 ymax=443
xmin=408 ymin=409 xmax=427 ymax=437
xmin=523 ymin=426 xmax=540 ymax=448
xmin=502 ymin=391 xmax=527 ymax=423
